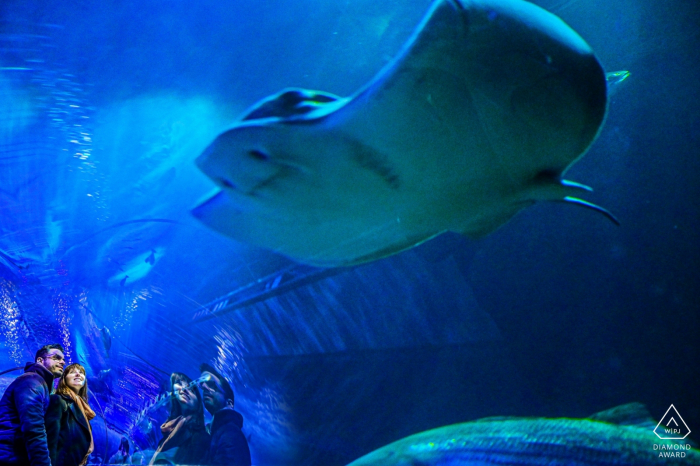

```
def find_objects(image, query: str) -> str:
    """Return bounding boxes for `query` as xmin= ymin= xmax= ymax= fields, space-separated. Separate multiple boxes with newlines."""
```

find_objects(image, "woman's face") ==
xmin=173 ymin=382 xmax=199 ymax=414
xmin=65 ymin=367 xmax=85 ymax=394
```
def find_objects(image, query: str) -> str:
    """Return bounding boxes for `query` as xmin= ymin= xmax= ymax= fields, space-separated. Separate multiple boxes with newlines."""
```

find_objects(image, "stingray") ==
xmin=192 ymin=0 xmax=618 ymax=267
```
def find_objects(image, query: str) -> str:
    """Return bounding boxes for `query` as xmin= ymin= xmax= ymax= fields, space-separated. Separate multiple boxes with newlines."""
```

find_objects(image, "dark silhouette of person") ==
xmin=199 ymin=364 xmax=250 ymax=466
xmin=45 ymin=363 xmax=96 ymax=466
xmin=0 ymin=344 xmax=65 ymax=466
xmin=108 ymin=437 xmax=130 ymax=464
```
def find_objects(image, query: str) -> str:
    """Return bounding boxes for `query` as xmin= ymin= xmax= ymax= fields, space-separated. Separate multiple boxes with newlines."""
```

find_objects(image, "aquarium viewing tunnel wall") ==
xmin=0 ymin=0 xmax=698 ymax=464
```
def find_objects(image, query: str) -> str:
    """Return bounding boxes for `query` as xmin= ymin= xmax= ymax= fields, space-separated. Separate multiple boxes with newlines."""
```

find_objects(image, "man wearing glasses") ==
xmin=199 ymin=364 xmax=251 ymax=466
xmin=0 ymin=344 xmax=65 ymax=466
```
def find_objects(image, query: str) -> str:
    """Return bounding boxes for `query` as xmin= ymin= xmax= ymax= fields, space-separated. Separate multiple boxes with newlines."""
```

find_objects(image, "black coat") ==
xmin=0 ymin=363 xmax=55 ymax=466
xmin=206 ymin=409 xmax=250 ymax=466
xmin=151 ymin=422 xmax=210 ymax=465
xmin=44 ymin=394 xmax=92 ymax=466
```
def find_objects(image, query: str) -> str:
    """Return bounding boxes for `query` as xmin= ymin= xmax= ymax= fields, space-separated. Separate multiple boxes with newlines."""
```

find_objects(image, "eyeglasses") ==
xmin=46 ymin=354 xmax=65 ymax=362
xmin=201 ymin=377 xmax=222 ymax=393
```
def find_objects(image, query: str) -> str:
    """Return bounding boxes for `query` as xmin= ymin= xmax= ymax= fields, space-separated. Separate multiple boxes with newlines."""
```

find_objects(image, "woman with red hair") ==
xmin=45 ymin=363 xmax=96 ymax=466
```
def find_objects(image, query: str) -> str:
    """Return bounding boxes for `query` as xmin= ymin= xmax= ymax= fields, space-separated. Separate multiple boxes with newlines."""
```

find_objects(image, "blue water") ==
xmin=0 ymin=0 xmax=698 ymax=464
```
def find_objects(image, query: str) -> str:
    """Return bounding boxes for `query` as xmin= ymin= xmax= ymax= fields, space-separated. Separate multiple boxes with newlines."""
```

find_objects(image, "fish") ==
xmin=144 ymin=249 xmax=156 ymax=265
xmin=97 ymin=368 xmax=112 ymax=382
xmin=346 ymin=403 xmax=700 ymax=465
xmin=193 ymin=0 xmax=617 ymax=268
xmin=100 ymin=326 xmax=112 ymax=353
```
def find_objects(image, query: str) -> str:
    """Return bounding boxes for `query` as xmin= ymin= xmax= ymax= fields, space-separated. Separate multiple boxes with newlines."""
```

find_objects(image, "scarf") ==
xmin=65 ymin=391 xmax=95 ymax=466
xmin=148 ymin=415 xmax=193 ymax=466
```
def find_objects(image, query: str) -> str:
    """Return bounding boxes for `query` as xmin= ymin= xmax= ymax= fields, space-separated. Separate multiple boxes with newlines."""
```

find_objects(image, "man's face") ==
xmin=37 ymin=349 xmax=65 ymax=377
xmin=200 ymin=371 xmax=227 ymax=415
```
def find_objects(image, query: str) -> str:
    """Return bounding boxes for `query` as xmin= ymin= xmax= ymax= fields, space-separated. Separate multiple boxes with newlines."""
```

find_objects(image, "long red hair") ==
xmin=56 ymin=363 xmax=96 ymax=420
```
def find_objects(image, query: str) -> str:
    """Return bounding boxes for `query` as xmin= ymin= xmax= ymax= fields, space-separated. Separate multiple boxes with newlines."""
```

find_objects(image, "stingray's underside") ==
xmin=193 ymin=0 xmax=612 ymax=267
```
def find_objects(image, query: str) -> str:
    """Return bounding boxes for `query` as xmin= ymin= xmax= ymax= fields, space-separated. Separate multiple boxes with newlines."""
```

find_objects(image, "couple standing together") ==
xmin=0 ymin=344 xmax=251 ymax=466
xmin=0 ymin=344 xmax=88 ymax=466
xmin=149 ymin=366 xmax=251 ymax=466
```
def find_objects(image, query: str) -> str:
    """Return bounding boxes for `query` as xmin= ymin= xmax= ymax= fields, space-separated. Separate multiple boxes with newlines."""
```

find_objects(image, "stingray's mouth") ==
xmin=212 ymin=165 xmax=290 ymax=198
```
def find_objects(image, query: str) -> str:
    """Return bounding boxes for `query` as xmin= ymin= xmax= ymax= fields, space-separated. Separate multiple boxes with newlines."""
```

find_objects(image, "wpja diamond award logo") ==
xmin=653 ymin=404 xmax=693 ymax=458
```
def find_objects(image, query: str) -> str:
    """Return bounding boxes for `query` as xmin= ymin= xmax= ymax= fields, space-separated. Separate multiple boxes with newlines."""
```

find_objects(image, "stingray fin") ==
xmin=241 ymin=88 xmax=346 ymax=122
xmin=561 ymin=196 xmax=620 ymax=225
xmin=560 ymin=179 xmax=593 ymax=191
xmin=606 ymin=70 xmax=630 ymax=96
xmin=339 ymin=231 xmax=445 ymax=267
xmin=461 ymin=204 xmax=533 ymax=238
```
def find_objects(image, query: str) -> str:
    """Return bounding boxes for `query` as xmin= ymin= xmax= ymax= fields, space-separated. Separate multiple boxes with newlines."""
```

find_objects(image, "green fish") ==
xmin=347 ymin=403 xmax=699 ymax=465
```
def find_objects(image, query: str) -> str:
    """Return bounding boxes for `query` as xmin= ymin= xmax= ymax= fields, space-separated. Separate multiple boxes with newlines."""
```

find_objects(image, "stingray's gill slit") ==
xmin=216 ymin=177 xmax=236 ymax=189
xmin=249 ymin=149 xmax=270 ymax=161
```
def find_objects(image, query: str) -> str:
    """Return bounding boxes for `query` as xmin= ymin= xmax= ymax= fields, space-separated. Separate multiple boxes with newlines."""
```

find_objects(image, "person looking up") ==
xmin=148 ymin=372 xmax=209 ymax=465
xmin=199 ymin=364 xmax=251 ymax=466
xmin=45 ymin=363 xmax=96 ymax=466
xmin=0 ymin=343 xmax=65 ymax=466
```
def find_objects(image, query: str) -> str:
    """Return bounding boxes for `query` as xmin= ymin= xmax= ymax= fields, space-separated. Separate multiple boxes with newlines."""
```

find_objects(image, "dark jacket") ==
xmin=206 ymin=409 xmax=250 ymax=466
xmin=151 ymin=422 xmax=210 ymax=465
xmin=44 ymin=394 xmax=92 ymax=466
xmin=0 ymin=363 xmax=55 ymax=466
